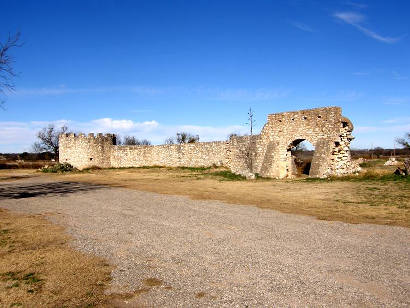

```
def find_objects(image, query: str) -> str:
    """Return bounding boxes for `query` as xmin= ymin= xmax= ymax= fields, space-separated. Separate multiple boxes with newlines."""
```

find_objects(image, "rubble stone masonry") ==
xmin=59 ymin=107 xmax=358 ymax=178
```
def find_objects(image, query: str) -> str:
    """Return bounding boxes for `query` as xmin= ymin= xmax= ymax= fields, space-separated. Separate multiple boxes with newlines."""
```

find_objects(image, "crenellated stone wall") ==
xmin=59 ymin=107 xmax=358 ymax=178
xmin=59 ymin=133 xmax=116 ymax=169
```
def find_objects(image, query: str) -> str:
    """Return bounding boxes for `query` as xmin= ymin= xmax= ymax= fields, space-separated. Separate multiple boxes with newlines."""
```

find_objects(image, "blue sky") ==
xmin=1 ymin=0 xmax=409 ymax=152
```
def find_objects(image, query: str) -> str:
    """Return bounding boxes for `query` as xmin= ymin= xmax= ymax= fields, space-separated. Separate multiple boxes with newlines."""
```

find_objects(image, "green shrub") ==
xmin=40 ymin=163 xmax=75 ymax=173
xmin=178 ymin=166 xmax=211 ymax=172
xmin=209 ymin=171 xmax=246 ymax=181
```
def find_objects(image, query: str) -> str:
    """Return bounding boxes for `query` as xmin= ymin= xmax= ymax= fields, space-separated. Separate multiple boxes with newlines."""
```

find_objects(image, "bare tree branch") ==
xmin=0 ymin=32 xmax=22 ymax=94
xmin=122 ymin=136 xmax=151 ymax=145
xmin=165 ymin=137 xmax=175 ymax=145
xmin=396 ymin=132 xmax=410 ymax=149
xmin=32 ymin=125 xmax=69 ymax=159
xmin=246 ymin=107 xmax=255 ymax=136
xmin=176 ymin=132 xmax=199 ymax=144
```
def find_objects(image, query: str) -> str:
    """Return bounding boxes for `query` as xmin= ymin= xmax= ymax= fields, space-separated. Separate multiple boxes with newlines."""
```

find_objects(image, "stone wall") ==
xmin=59 ymin=106 xmax=357 ymax=178
xmin=110 ymin=141 xmax=229 ymax=168
xmin=59 ymin=133 xmax=115 ymax=169
xmin=251 ymin=106 xmax=356 ymax=178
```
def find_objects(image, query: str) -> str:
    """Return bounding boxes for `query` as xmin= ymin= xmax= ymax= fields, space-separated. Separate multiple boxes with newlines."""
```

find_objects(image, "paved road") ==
xmin=1 ymin=178 xmax=409 ymax=307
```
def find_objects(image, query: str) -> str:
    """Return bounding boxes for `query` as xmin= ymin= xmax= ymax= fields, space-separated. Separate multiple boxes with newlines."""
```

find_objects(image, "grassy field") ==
xmin=39 ymin=158 xmax=409 ymax=228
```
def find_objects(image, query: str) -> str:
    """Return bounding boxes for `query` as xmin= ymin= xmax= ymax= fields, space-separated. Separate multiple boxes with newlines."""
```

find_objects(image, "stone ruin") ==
xmin=59 ymin=106 xmax=358 ymax=178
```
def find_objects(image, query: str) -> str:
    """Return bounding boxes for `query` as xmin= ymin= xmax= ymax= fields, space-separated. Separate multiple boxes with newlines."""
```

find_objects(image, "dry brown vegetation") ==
xmin=0 ymin=209 xmax=115 ymax=307
xmin=0 ymin=169 xmax=38 ymax=182
xmin=46 ymin=159 xmax=410 ymax=227
xmin=0 ymin=209 xmax=160 ymax=307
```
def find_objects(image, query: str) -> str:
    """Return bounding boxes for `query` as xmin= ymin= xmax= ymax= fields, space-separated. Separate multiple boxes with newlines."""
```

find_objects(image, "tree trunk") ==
xmin=404 ymin=158 xmax=410 ymax=175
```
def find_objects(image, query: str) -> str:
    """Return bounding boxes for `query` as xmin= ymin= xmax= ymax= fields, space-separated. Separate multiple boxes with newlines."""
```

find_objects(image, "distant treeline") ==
xmin=351 ymin=148 xmax=410 ymax=158
xmin=0 ymin=152 xmax=55 ymax=161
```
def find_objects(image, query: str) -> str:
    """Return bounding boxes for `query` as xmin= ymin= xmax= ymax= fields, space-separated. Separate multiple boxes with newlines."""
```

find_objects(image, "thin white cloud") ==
xmin=355 ymin=123 xmax=410 ymax=133
xmin=12 ymin=85 xmax=290 ymax=102
xmin=333 ymin=11 xmax=402 ymax=43
xmin=383 ymin=97 xmax=410 ymax=105
xmin=382 ymin=117 xmax=410 ymax=124
xmin=0 ymin=118 xmax=249 ymax=153
xmin=345 ymin=2 xmax=368 ymax=9
xmin=211 ymin=88 xmax=290 ymax=101
xmin=352 ymin=71 xmax=369 ymax=76
xmin=392 ymin=71 xmax=408 ymax=81
xmin=290 ymin=21 xmax=314 ymax=32
xmin=300 ymin=90 xmax=364 ymax=103
xmin=89 ymin=118 xmax=159 ymax=132
xmin=130 ymin=109 xmax=153 ymax=113
xmin=14 ymin=86 xmax=160 ymax=96
xmin=335 ymin=12 xmax=365 ymax=24
xmin=335 ymin=90 xmax=363 ymax=102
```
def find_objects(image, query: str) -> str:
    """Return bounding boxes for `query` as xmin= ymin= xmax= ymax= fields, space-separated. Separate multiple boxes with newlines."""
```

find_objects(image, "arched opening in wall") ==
xmin=288 ymin=139 xmax=315 ymax=177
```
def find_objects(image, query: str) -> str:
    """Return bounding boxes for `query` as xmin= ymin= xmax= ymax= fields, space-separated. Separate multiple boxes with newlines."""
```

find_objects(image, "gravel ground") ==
xmin=1 ymin=177 xmax=409 ymax=307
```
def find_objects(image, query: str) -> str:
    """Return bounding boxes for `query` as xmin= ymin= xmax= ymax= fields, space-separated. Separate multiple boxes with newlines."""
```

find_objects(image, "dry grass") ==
xmin=0 ymin=208 xmax=175 ymax=307
xmin=0 ymin=170 xmax=38 ymax=182
xmin=0 ymin=209 xmax=114 ymax=307
xmin=49 ymin=162 xmax=410 ymax=227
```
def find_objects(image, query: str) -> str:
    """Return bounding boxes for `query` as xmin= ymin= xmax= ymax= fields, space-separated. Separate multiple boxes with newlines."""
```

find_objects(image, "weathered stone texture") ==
xmin=59 ymin=107 xmax=356 ymax=178
xmin=110 ymin=141 xmax=229 ymax=168
xmin=59 ymin=133 xmax=115 ymax=169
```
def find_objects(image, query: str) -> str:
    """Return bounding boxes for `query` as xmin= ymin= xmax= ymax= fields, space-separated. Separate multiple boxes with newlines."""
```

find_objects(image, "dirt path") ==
xmin=1 ymin=177 xmax=409 ymax=307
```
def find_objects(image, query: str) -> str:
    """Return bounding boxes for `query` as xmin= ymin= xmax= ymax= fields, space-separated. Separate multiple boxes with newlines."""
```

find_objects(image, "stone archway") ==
xmin=229 ymin=107 xmax=356 ymax=179
xmin=286 ymin=139 xmax=316 ymax=177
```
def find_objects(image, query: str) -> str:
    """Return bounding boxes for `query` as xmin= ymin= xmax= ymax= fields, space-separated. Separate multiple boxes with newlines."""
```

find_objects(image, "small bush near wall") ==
xmin=40 ymin=163 xmax=76 ymax=173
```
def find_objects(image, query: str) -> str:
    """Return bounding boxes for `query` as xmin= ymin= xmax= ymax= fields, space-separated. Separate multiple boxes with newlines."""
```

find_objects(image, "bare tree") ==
xmin=115 ymin=135 xmax=123 ymax=145
xmin=122 ymin=136 xmax=151 ymax=145
xmin=243 ymin=108 xmax=256 ymax=173
xmin=176 ymin=132 xmax=199 ymax=144
xmin=396 ymin=132 xmax=410 ymax=149
xmin=32 ymin=125 xmax=68 ymax=159
xmin=1 ymin=32 xmax=22 ymax=108
xmin=164 ymin=132 xmax=199 ymax=144
xmin=137 ymin=139 xmax=151 ymax=145
xmin=164 ymin=137 xmax=175 ymax=145
xmin=246 ymin=107 xmax=255 ymax=135
xmin=227 ymin=133 xmax=238 ymax=140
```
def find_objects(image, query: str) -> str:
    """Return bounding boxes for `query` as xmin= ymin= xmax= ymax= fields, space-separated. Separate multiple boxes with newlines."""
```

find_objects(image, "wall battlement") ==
xmin=59 ymin=107 xmax=359 ymax=178
xmin=60 ymin=133 xmax=116 ymax=142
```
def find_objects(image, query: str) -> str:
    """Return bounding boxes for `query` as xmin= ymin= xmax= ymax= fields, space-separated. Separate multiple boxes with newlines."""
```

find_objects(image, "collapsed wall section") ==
xmin=253 ymin=106 xmax=354 ymax=178
xmin=227 ymin=135 xmax=261 ymax=178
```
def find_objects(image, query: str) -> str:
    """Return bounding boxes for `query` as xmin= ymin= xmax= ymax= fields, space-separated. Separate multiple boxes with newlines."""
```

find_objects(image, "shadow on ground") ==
xmin=0 ymin=175 xmax=36 ymax=182
xmin=0 ymin=181 xmax=106 ymax=200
